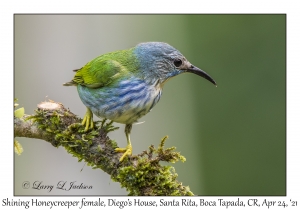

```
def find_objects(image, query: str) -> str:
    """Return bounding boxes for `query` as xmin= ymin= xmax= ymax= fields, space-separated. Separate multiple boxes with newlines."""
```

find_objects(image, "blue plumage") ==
xmin=78 ymin=77 xmax=162 ymax=125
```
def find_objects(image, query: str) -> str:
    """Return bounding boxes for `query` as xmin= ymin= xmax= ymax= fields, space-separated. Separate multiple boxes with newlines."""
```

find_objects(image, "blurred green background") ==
xmin=14 ymin=15 xmax=285 ymax=195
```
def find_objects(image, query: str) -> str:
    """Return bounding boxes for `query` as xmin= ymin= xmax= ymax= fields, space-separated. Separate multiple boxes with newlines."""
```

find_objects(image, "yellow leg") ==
xmin=82 ymin=107 xmax=94 ymax=131
xmin=115 ymin=124 xmax=133 ymax=161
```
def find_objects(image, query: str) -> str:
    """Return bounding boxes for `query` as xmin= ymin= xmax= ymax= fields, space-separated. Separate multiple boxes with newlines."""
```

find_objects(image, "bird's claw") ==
xmin=82 ymin=108 xmax=94 ymax=131
xmin=115 ymin=144 xmax=132 ymax=162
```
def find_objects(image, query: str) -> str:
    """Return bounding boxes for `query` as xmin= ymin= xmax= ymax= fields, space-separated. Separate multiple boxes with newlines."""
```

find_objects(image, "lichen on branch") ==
xmin=14 ymin=100 xmax=193 ymax=196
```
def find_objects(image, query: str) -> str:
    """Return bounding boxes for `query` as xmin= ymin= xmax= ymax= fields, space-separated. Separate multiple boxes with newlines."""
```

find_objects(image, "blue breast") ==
xmin=77 ymin=77 xmax=162 ymax=124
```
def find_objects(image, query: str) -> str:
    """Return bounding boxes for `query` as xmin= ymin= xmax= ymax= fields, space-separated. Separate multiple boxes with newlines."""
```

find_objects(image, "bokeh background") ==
xmin=14 ymin=15 xmax=285 ymax=195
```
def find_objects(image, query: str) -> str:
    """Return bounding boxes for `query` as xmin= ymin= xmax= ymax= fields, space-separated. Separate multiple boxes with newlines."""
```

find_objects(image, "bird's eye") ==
xmin=174 ymin=59 xmax=182 ymax=67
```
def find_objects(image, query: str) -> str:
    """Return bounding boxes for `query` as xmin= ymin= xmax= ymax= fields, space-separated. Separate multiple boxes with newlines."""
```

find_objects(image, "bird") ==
xmin=64 ymin=42 xmax=216 ymax=162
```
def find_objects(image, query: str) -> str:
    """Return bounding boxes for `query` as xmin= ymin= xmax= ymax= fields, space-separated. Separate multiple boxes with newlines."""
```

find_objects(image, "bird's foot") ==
xmin=115 ymin=144 xmax=132 ymax=162
xmin=82 ymin=108 xmax=94 ymax=131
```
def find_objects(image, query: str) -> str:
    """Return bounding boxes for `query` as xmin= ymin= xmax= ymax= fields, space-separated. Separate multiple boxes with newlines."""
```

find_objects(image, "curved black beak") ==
xmin=186 ymin=65 xmax=217 ymax=86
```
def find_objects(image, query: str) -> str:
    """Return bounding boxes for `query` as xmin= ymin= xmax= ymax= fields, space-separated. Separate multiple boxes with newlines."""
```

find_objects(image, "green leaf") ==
xmin=14 ymin=140 xmax=23 ymax=155
xmin=14 ymin=107 xmax=25 ymax=118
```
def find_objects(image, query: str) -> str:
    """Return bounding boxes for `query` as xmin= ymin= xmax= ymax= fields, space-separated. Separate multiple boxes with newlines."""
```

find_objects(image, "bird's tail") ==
xmin=63 ymin=81 xmax=77 ymax=86
xmin=63 ymin=68 xmax=82 ymax=86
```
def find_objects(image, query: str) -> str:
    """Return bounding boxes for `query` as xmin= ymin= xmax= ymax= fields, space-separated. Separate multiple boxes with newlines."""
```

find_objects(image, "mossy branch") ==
xmin=14 ymin=100 xmax=194 ymax=196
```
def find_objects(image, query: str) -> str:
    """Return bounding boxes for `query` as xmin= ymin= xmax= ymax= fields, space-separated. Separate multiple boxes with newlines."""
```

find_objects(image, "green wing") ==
xmin=64 ymin=48 xmax=138 ymax=88
xmin=70 ymin=58 xmax=127 ymax=88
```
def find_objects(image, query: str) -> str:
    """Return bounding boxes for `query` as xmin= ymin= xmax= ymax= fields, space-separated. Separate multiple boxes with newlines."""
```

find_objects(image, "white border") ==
xmin=2 ymin=0 xmax=299 ymax=209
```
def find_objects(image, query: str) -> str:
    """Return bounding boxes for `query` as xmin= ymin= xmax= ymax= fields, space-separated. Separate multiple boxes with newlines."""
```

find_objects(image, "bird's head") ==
xmin=134 ymin=42 xmax=216 ymax=86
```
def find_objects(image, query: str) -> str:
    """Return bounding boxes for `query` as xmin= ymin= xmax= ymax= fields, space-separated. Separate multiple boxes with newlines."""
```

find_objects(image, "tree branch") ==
xmin=14 ymin=100 xmax=194 ymax=196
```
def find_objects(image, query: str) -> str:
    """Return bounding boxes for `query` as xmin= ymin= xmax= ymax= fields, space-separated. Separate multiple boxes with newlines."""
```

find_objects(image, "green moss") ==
xmin=111 ymin=136 xmax=193 ymax=196
xmin=26 ymin=104 xmax=193 ymax=196
xmin=27 ymin=106 xmax=103 ymax=156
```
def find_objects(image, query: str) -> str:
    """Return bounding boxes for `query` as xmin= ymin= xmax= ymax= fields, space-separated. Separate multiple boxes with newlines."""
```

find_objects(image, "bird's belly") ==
xmin=77 ymin=79 xmax=162 ymax=124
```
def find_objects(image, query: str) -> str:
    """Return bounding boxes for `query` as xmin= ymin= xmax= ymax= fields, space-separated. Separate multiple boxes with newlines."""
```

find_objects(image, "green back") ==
xmin=72 ymin=48 xmax=139 ymax=88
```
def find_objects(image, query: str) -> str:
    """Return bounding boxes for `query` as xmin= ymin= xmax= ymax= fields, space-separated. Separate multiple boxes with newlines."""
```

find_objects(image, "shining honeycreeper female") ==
xmin=64 ymin=42 xmax=216 ymax=161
